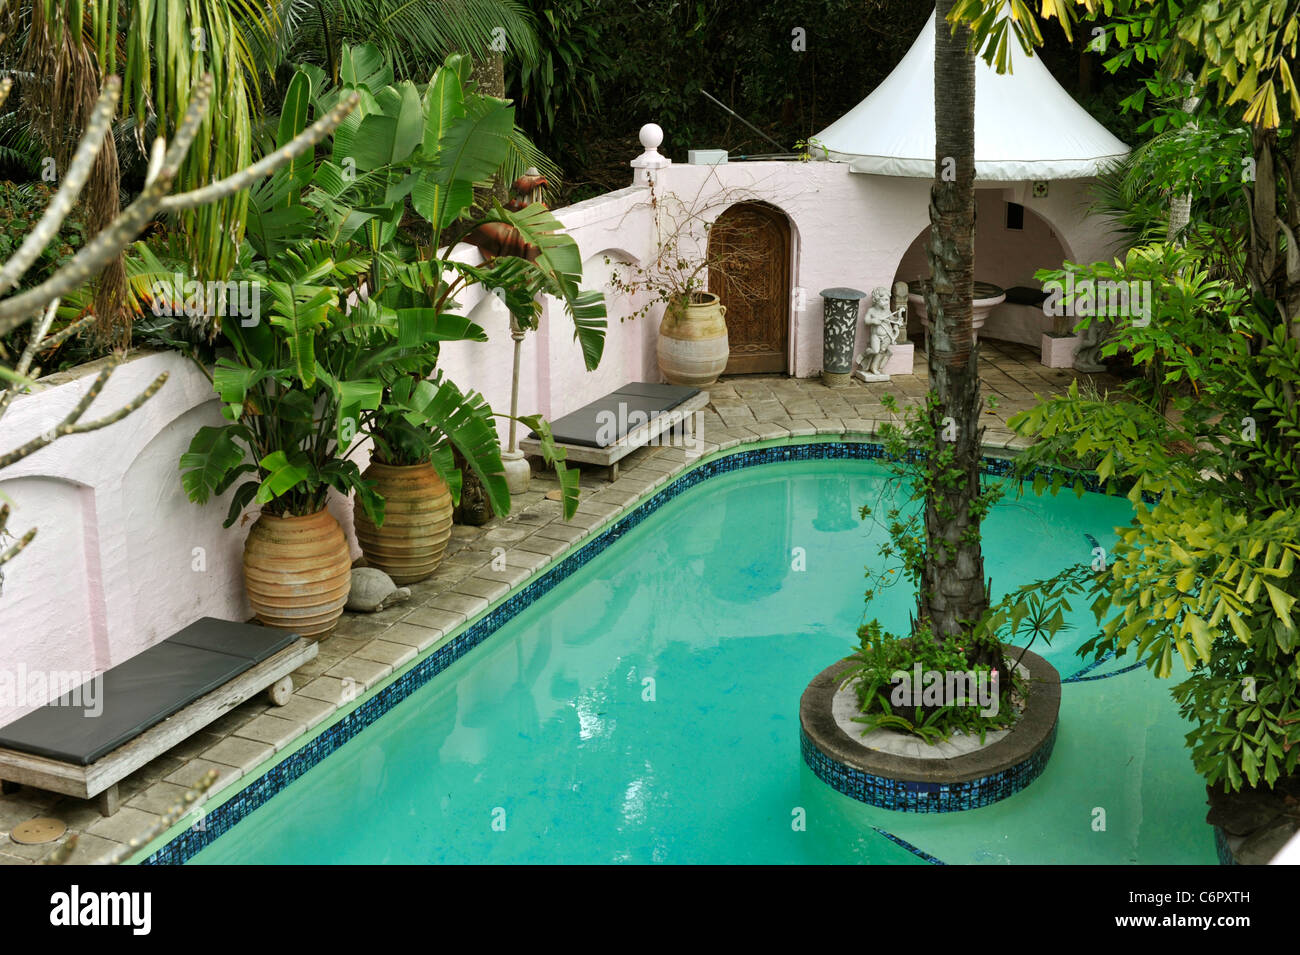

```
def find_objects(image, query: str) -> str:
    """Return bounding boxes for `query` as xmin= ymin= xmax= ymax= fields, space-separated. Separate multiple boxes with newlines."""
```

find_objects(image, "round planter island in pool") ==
xmin=800 ymin=647 xmax=1060 ymax=812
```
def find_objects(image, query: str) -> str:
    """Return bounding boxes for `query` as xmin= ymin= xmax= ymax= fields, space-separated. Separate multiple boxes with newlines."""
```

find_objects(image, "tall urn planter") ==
xmin=820 ymin=287 xmax=867 ymax=387
xmin=244 ymin=509 xmax=352 ymax=637
xmin=658 ymin=291 xmax=729 ymax=386
xmin=353 ymin=461 xmax=454 ymax=584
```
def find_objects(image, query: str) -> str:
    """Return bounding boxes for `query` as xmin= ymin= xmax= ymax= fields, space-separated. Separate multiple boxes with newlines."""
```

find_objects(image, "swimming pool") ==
xmin=188 ymin=455 xmax=1214 ymax=864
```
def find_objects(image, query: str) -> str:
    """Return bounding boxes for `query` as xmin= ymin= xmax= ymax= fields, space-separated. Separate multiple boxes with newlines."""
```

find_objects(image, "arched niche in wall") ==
xmin=122 ymin=401 xmax=249 ymax=646
xmin=581 ymin=248 xmax=653 ymax=386
xmin=890 ymin=191 xmax=1072 ymax=345
xmin=706 ymin=201 xmax=795 ymax=376
xmin=0 ymin=475 xmax=99 ymax=691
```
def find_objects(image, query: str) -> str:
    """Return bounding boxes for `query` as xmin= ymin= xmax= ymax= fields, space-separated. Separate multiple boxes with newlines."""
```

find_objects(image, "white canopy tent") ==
xmin=813 ymin=9 xmax=1129 ymax=181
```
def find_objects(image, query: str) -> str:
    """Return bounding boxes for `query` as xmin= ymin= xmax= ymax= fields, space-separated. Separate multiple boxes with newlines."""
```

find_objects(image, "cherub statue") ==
xmin=856 ymin=286 xmax=907 ymax=380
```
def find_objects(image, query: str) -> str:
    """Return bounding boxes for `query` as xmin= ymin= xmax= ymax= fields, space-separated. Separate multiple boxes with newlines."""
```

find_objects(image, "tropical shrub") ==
xmin=1035 ymin=242 xmax=1249 ymax=412
xmin=1007 ymin=315 xmax=1300 ymax=791
xmin=183 ymin=48 xmax=605 ymax=525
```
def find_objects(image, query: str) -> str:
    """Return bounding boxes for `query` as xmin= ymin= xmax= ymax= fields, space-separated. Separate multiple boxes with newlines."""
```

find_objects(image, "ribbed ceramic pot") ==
xmin=657 ymin=292 xmax=729 ymax=387
xmin=243 ymin=508 xmax=351 ymax=637
xmin=353 ymin=460 xmax=454 ymax=585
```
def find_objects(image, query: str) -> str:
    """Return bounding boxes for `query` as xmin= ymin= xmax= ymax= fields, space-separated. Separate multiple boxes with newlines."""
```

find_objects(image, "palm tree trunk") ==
xmin=921 ymin=3 xmax=990 ymax=662
xmin=471 ymin=51 xmax=510 ymax=205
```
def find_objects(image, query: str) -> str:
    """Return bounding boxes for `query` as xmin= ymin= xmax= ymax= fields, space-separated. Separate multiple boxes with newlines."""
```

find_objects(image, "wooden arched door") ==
xmin=707 ymin=203 xmax=791 ymax=375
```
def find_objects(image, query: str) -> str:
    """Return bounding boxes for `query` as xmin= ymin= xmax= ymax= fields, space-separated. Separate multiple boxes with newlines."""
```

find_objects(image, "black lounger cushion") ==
xmin=534 ymin=382 xmax=700 ymax=449
xmin=0 ymin=618 xmax=297 ymax=766
xmin=1003 ymin=285 xmax=1049 ymax=307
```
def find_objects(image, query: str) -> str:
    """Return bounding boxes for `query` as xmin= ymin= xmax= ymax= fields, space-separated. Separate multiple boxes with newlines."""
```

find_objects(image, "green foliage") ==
xmin=838 ymin=621 xmax=1020 ymax=744
xmin=256 ymin=0 xmax=539 ymax=87
xmin=184 ymin=51 xmax=604 ymax=527
xmin=1036 ymin=242 xmax=1249 ymax=411
xmin=1006 ymin=294 xmax=1300 ymax=790
xmin=1090 ymin=106 xmax=1252 ymax=263
xmin=954 ymin=2 xmax=1300 ymax=128
xmin=179 ymin=241 xmax=386 ymax=526
xmin=860 ymin=393 xmax=1006 ymax=616
xmin=511 ymin=0 xmax=611 ymax=158
xmin=0 ymin=182 xmax=86 ymax=289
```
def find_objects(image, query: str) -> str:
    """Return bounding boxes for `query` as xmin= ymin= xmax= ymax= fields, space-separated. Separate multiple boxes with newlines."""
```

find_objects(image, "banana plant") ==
xmin=179 ymin=241 xmax=384 ymax=527
xmin=239 ymin=52 xmax=605 ymax=519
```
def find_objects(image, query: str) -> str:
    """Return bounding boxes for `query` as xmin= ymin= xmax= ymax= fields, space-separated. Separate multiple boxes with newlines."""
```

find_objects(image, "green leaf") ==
xmin=1264 ymin=582 xmax=1296 ymax=629
xmin=340 ymin=43 xmax=393 ymax=91
xmin=276 ymin=70 xmax=314 ymax=200
xmin=222 ymin=480 xmax=260 ymax=529
xmin=265 ymin=280 xmax=336 ymax=388
xmin=180 ymin=426 xmax=247 ymax=504
xmin=256 ymin=451 xmax=311 ymax=504
xmin=1187 ymin=614 xmax=1213 ymax=661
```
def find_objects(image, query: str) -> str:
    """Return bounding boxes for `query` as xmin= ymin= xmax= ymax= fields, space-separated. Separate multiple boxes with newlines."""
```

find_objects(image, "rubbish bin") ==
xmin=819 ymin=287 xmax=867 ymax=388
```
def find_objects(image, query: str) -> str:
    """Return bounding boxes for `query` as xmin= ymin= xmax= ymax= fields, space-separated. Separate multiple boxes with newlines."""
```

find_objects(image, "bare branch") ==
xmin=0 ymin=299 xmax=61 ymax=421
xmin=0 ymin=77 xmax=359 ymax=338
xmin=34 ymin=313 xmax=94 ymax=354
xmin=0 ymin=79 xmax=121 ymax=297
xmin=40 ymin=834 xmax=78 ymax=866
xmin=0 ymin=504 xmax=38 ymax=570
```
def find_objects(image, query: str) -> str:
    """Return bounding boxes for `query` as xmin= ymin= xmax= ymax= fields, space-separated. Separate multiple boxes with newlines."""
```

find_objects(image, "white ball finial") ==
xmin=639 ymin=123 xmax=664 ymax=151
xmin=631 ymin=122 xmax=671 ymax=184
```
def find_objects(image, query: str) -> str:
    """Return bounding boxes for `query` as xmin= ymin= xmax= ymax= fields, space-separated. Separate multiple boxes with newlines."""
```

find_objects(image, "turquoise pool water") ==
xmin=192 ymin=458 xmax=1214 ymax=864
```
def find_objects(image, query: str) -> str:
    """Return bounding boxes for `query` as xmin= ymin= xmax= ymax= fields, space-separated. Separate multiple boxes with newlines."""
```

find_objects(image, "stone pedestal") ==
xmin=501 ymin=449 xmax=531 ymax=494
xmin=883 ymin=342 xmax=914 ymax=376
xmin=1041 ymin=332 xmax=1080 ymax=369
xmin=820 ymin=287 xmax=866 ymax=388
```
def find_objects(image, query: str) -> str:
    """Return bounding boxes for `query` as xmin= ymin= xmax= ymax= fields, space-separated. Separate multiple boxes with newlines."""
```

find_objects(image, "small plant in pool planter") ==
xmin=839 ymin=620 xmax=1020 ymax=743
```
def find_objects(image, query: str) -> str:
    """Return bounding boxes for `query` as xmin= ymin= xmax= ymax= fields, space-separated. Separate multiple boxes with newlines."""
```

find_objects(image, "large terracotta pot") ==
xmin=243 ymin=508 xmax=351 ymax=637
xmin=657 ymin=291 xmax=729 ymax=387
xmin=353 ymin=460 xmax=454 ymax=584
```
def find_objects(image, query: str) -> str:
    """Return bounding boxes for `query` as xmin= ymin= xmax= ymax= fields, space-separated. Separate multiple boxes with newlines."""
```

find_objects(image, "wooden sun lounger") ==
xmin=0 ymin=620 xmax=316 ymax=815
xmin=520 ymin=383 xmax=710 ymax=481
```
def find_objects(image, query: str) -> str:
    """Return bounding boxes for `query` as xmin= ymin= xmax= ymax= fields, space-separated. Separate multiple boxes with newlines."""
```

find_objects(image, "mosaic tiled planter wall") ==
xmin=799 ymin=650 xmax=1061 ymax=813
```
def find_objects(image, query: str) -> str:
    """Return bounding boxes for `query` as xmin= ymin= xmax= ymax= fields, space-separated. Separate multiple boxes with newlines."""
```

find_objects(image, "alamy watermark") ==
xmin=1042 ymin=272 xmax=1151 ymax=327
xmin=150 ymin=273 xmax=261 ymax=327
xmin=889 ymin=664 xmax=1000 ymax=718
xmin=593 ymin=404 xmax=704 ymax=452
xmin=0 ymin=666 xmax=103 ymax=717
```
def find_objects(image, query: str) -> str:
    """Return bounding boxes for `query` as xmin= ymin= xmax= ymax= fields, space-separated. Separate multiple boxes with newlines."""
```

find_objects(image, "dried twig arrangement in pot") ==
xmin=605 ymin=180 xmax=770 ymax=387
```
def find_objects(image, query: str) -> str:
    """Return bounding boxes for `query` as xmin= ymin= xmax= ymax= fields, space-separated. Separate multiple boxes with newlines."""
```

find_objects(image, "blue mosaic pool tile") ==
xmin=870 ymin=826 xmax=947 ymax=864
xmin=799 ymin=722 xmax=1058 ymax=813
xmin=145 ymin=439 xmax=1104 ymax=864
